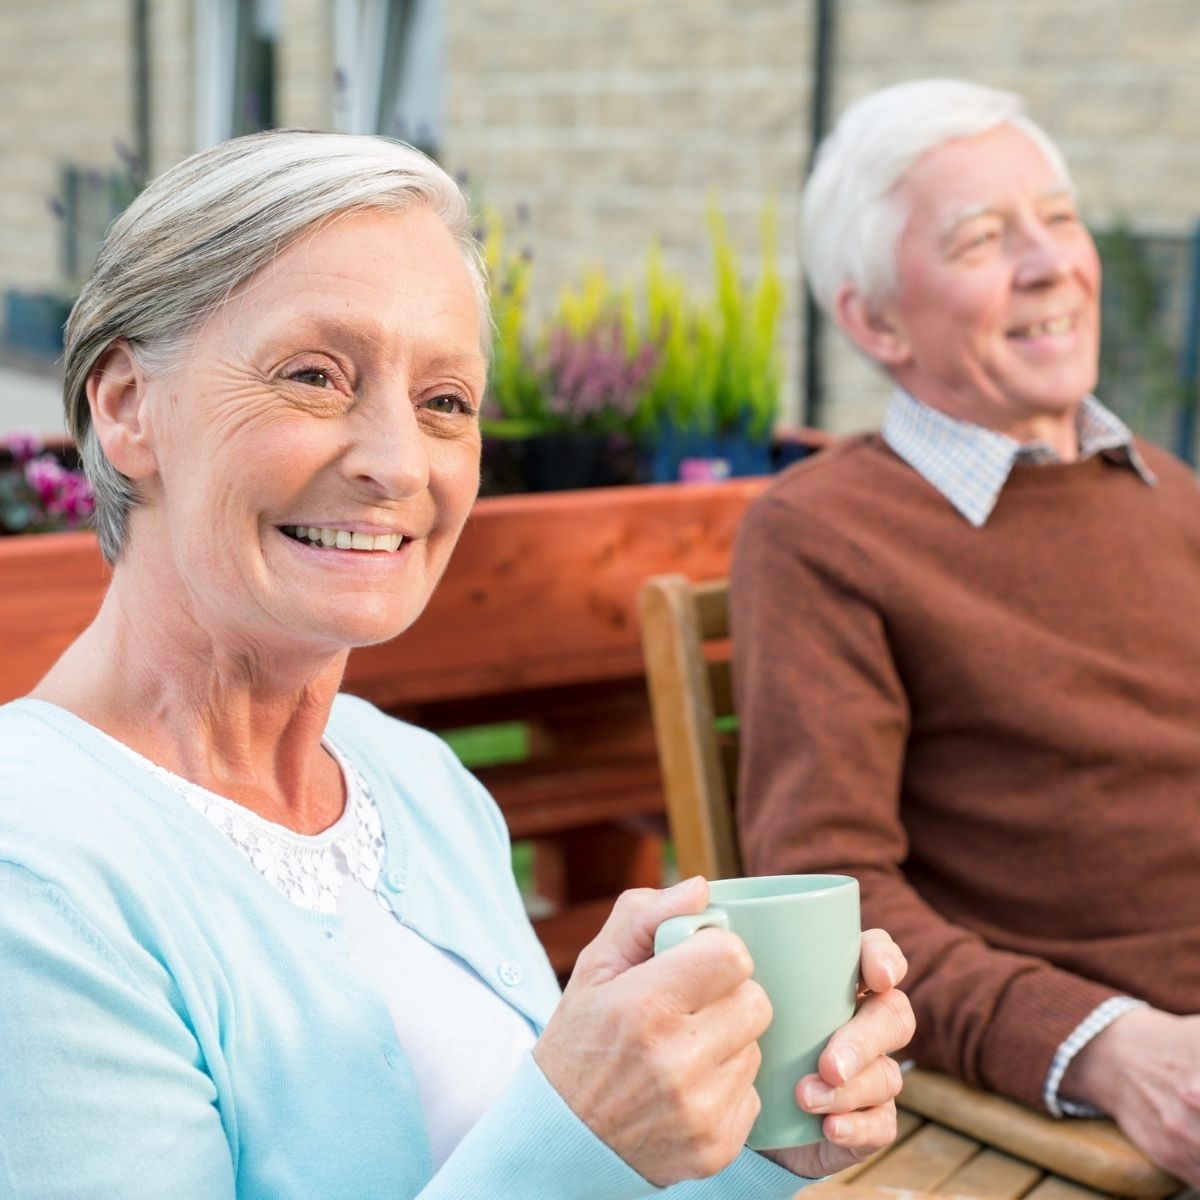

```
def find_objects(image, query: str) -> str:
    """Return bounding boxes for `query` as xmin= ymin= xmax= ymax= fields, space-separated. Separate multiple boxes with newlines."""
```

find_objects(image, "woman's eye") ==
xmin=422 ymin=392 xmax=476 ymax=416
xmin=290 ymin=368 xmax=334 ymax=388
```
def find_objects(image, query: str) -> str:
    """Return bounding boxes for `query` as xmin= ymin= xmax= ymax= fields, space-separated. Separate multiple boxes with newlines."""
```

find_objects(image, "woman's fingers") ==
xmin=859 ymin=927 xmax=908 ymax=994
xmin=820 ymin=986 xmax=915 ymax=1086
xmin=822 ymin=1098 xmax=899 ymax=1153
xmin=799 ymin=1053 xmax=904 ymax=1115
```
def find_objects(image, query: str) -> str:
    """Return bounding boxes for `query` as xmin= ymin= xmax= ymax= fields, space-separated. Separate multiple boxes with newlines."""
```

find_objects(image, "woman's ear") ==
xmin=833 ymin=283 xmax=912 ymax=369
xmin=86 ymin=341 xmax=158 ymax=481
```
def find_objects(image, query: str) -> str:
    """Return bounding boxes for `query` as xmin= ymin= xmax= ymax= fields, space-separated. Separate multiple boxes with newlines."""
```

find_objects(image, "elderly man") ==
xmin=732 ymin=78 xmax=1200 ymax=1184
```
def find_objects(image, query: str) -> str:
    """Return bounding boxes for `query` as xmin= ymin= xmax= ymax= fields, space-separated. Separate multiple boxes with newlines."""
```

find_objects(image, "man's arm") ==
xmin=730 ymin=492 xmax=1118 ymax=1111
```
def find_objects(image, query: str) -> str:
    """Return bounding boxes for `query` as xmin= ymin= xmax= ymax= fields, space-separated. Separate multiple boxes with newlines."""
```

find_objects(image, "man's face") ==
xmin=878 ymin=124 xmax=1101 ymax=439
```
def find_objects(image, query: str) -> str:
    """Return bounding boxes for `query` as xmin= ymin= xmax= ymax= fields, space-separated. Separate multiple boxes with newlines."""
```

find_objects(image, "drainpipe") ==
xmin=132 ymin=0 xmax=151 ymax=186
xmin=802 ymin=0 xmax=834 ymax=428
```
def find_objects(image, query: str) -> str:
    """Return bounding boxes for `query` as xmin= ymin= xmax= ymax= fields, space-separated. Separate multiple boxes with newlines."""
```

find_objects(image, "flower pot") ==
xmin=519 ymin=431 xmax=642 ymax=492
xmin=642 ymin=422 xmax=772 ymax=484
xmin=482 ymin=428 xmax=643 ymax=495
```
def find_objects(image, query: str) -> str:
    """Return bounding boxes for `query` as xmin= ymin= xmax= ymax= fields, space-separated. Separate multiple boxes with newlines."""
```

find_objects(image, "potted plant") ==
xmin=479 ymin=220 xmax=661 ymax=493
xmin=1 ymin=430 xmax=95 ymax=535
xmin=639 ymin=205 xmax=783 ymax=482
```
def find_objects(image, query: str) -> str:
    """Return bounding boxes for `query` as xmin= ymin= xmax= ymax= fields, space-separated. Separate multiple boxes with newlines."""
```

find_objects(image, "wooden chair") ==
xmin=638 ymin=573 xmax=1184 ymax=1200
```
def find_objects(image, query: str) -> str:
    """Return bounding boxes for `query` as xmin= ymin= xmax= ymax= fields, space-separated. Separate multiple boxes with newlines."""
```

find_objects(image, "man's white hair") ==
xmin=803 ymin=79 xmax=1073 ymax=318
xmin=63 ymin=129 xmax=484 ymax=565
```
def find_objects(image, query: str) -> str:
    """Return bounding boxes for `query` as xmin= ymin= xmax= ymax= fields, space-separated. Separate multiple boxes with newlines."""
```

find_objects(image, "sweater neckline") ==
xmin=8 ymin=698 xmax=353 ymax=932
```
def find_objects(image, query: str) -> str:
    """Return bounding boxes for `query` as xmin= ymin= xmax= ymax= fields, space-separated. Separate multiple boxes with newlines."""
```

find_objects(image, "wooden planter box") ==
xmin=0 ymin=479 xmax=769 ymax=971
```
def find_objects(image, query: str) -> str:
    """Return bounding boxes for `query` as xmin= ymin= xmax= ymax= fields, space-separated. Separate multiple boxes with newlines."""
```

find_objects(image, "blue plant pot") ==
xmin=642 ymin=422 xmax=772 ymax=483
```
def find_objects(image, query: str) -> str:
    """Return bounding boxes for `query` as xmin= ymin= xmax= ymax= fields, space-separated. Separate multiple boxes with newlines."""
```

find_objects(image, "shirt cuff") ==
xmin=1042 ymin=996 xmax=1148 ymax=1118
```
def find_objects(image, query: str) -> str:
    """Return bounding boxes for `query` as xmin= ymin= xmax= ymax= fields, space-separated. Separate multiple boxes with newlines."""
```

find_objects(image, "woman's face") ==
xmin=135 ymin=206 xmax=486 ymax=658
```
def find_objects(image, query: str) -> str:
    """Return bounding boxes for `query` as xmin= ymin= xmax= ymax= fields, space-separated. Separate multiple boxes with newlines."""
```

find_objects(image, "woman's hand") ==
xmin=761 ymin=927 xmax=914 ymax=1178
xmin=533 ymin=877 xmax=773 ymax=1187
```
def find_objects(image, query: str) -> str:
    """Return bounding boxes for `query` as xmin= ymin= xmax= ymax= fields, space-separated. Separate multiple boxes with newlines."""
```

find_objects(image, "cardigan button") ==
xmin=497 ymin=961 xmax=523 ymax=987
xmin=382 ymin=869 xmax=406 ymax=893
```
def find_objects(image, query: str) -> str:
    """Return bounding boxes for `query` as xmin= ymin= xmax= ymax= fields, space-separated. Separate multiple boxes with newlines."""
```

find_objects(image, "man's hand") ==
xmin=1061 ymin=1007 xmax=1200 ymax=1185
xmin=533 ymin=877 xmax=774 ymax=1187
xmin=761 ymin=927 xmax=914 ymax=1178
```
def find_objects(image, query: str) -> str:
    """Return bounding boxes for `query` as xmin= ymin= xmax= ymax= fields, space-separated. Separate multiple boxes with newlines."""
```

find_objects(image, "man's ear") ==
xmin=85 ymin=341 xmax=158 ymax=481
xmin=833 ymin=283 xmax=912 ymax=369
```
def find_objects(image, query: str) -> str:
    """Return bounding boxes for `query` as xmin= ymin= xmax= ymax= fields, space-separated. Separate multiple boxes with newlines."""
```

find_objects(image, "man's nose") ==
xmin=341 ymin=386 xmax=430 ymax=499
xmin=1013 ymin=222 xmax=1073 ymax=288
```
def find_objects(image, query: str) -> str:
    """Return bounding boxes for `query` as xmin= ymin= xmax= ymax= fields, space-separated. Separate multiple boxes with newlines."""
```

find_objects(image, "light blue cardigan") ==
xmin=0 ymin=696 xmax=807 ymax=1199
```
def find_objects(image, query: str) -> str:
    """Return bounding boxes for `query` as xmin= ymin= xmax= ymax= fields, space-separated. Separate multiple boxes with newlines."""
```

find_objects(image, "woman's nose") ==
xmin=340 ymin=388 xmax=430 ymax=498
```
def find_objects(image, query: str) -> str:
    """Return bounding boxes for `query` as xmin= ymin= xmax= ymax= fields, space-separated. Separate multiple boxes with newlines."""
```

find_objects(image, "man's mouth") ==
xmin=1008 ymin=315 xmax=1075 ymax=339
xmin=280 ymin=525 xmax=406 ymax=553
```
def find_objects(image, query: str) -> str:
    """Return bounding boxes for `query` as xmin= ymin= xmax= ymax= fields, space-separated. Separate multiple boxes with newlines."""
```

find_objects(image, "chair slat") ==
xmin=1025 ymin=1177 xmax=1113 ymax=1200
xmin=940 ymin=1148 xmax=1044 ymax=1199
xmin=707 ymin=657 xmax=734 ymax=717
xmin=852 ymin=1123 xmax=980 ymax=1190
xmin=693 ymin=579 xmax=730 ymax=639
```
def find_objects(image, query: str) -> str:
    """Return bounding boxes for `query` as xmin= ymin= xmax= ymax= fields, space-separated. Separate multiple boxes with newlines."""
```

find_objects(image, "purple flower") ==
xmin=45 ymin=194 xmax=67 ymax=220
xmin=541 ymin=319 xmax=661 ymax=430
xmin=113 ymin=138 xmax=141 ymax=170
xmin=3 ymin=428 xmax=43 ymax=462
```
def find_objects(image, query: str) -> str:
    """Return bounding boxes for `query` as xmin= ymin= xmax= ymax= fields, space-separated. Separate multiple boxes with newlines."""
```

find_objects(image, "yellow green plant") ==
xmin=480 ymin=209 xmax=543 ymax=431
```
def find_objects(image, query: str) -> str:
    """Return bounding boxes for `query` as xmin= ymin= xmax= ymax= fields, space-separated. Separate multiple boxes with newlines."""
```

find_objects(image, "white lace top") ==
xmin=97 ymin=730 xmax=537 ymax=1170
xmin=107 ymin=735 xmax=388 ymax=914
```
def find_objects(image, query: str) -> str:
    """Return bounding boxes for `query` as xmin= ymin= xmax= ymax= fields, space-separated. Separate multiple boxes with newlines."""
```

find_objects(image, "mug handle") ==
xmin=654 ymin=906 xmax=732 ymax=954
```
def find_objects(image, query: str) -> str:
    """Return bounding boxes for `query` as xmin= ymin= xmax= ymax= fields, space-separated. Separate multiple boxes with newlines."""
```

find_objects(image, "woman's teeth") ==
xmin=283 ymin=525 xmax=404 ymax=552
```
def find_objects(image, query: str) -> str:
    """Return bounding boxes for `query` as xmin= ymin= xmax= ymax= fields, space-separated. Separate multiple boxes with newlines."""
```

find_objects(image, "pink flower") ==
xmin=21 ymin=454 xmax=94 ymax=528
xmin=3 ymin=429 xmax=42 ymax=462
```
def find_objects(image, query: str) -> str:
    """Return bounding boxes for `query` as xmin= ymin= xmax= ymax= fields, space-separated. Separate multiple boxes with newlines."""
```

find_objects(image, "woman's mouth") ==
xmin=279 ymin=525 xmax=406 ymax=553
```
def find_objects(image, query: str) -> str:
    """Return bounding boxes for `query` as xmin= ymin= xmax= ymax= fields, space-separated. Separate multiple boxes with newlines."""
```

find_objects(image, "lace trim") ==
xmin=98 ymin=731 xmax=388 ymax=914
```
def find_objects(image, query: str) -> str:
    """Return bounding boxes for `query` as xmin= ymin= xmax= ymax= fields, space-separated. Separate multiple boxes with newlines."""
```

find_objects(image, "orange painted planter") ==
xmin=0 ymin=479 xmax=769 ymax=708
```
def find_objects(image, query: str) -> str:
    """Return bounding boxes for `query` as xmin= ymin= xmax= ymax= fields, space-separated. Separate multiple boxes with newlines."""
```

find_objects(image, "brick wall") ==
xmin=443 ymin=0 xmax=813 ymax=422
xmin=5 ymin=1 xmax=1200 ymax=435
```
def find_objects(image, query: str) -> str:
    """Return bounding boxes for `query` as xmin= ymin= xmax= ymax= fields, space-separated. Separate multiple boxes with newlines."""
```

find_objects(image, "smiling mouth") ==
xmin=280 ymin=525 xmax=406 ymax=553
xmin=1008 ymin=315 xmax=1075 ymax=339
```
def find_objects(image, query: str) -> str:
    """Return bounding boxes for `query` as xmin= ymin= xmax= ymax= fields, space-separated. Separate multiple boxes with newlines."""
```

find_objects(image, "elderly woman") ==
xmin=0 ymin=131 xmax=912 ymax=1198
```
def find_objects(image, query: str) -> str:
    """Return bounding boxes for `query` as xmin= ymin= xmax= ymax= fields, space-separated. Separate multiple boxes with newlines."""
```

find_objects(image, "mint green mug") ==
xmin=654 ymin=874 xmax=860 ymax=1149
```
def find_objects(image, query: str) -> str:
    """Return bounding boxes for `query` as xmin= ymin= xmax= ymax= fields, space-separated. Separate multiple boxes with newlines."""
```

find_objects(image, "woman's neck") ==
xmin=32 ymin=569 xmax=350 ymax=834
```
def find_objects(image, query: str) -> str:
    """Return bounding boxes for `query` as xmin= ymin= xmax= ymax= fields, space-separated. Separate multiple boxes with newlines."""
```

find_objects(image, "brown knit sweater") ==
xmin=731 ymin=433 xmax=1200 ymax=1111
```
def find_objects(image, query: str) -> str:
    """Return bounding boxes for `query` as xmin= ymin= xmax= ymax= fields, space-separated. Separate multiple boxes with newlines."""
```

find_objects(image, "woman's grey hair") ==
xmin=63 ymin=129 xmax=486 ymax=565
xmin=802 ymin=78 xmax=1073 ymax=319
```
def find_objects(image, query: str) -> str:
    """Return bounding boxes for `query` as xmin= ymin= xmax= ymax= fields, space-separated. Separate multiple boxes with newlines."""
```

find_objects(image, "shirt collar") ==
xmin=881 ymin=389 xmax=1157 ymax=527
